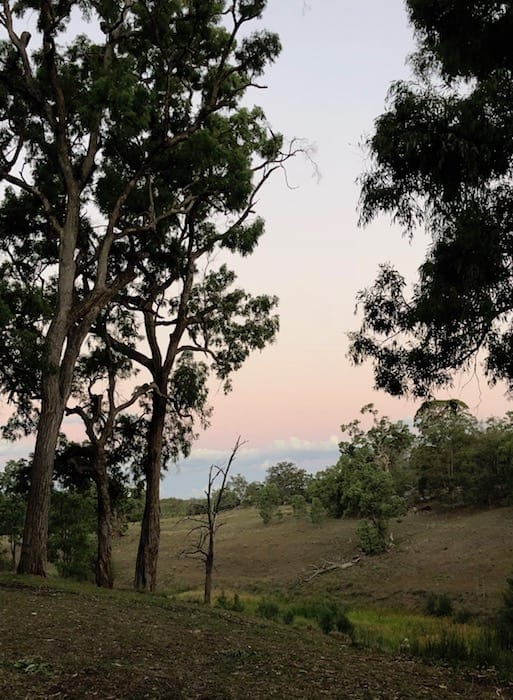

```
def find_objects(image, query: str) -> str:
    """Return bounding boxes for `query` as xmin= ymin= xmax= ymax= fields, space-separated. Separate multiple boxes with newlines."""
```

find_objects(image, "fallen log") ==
xmin=302 ymin=555 xmax=362 ymax=582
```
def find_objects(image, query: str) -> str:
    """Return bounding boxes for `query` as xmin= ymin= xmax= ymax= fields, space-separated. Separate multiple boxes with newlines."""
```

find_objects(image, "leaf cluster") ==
xmin=352 ymin=0 xmax=513 ymax=396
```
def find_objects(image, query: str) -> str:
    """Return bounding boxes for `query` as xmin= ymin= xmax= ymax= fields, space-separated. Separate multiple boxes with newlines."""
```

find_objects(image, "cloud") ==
xmin=163 ymin=436 xmax=340 ymax=499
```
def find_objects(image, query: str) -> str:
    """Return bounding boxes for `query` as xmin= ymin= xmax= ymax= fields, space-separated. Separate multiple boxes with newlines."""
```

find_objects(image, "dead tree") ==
xmin=181 ymin=437 xmax=244 ymax=604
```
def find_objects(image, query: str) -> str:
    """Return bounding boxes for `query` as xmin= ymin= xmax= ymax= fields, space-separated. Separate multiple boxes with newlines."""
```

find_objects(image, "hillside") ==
xmin=2 ymin=505 xmax=513 ymax=698
xmin=0 ymin=578 xmax=510 ymax=699
xmin=114 ymin=505 xmax=513 ymax=615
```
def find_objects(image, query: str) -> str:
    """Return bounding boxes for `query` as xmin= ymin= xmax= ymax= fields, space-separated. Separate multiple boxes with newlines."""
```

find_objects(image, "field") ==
xmin=1 ymin=504 xmax=513 ymax=698
xmin=115 ymin=504 xmax=513 ymax=614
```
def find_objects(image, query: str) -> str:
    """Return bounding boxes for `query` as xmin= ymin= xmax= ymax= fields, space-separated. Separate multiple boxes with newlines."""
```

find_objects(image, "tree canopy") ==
xmin=349 ymin=0 xmax=513 ymax=397
xmin=0 ymin=0 xmax=291 ymax=579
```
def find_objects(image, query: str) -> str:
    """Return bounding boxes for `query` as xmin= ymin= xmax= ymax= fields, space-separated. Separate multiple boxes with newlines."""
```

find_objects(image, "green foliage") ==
xmin=411 ymin=400 xmax=477 ymax=498
xmin=310 ymin=406 xmax=409 ymax=533
xmin=309 ymin=497 xmax=324 ymax=525
xmin=282 ymin=609 xmax=294 ymax=625
xmin=0 ymin=460 xmax=28 ymax=568
xmin=227 ymin=474 xmax=249 ymax=506
xmin=308 ymin=465 xmax=345 ymax=518
xmin=316 ymin=603 xmax=354 ymax=637
xmin=356 ymin=520 xmax=387 ymax=555
xmin=215 ymin=592 xmax=245 ymax=613
xmin=256 ymin=599 xmax=280 ymax=620
xmin=48 ymin=491 xmax=96 ymax=581
xmin=351 ymin=1 xmax=513 ymax=397
xmin=291 ymin=494 xmax=307 ymax=518
xmin=257 ymin=483 xmax=280 ymax=524
xmin=424 ymin=593 xmax=453 ymax=618
xmin=265 ymin=462 xmax=310 ymax=504
xmin=496 ymin=571 xmax=513 ymax=649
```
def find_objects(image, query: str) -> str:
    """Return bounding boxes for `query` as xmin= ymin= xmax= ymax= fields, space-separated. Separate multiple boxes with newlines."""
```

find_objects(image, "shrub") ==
xmin=216 ymin=592 xmax=245 ymax=612
xmin=256 ymin=599 xmax=280 ymax=620
xmin=48 ymin=491 xmax=96 ymax=582
xmin=257 ymin=484 xmax=280 ymax=525
xmin=356 ymin=520 xmax=387 ymax=554
xmin=310 ymin=497 xmax=323 ymax=524
xmin=453 ymin=608 xmax=474 ymax=624
xmin=496 ymin=571 xmax=513 ymax=649
xmin=0 ymin=548 xmax=11 ymax=571
xmin=291 ymin=494 xmax=307 ymax=518
xmin=425 ymin=593 xmax=453 ymax=617
xmin=316 ymin=602 xmax=354 ymax=638
xmin=282 ymin=609 xmax=295 ymax=625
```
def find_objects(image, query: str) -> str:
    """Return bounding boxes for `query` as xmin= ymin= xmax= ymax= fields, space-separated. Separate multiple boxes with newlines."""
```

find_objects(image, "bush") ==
xmin=316 ymin=603 xmax=354 ymax=638
xmin=356 ymin=520 xmax=387 ymax=554
xmin=256 ymin=599 xmax=280 ymax=620
xmin=216 ymin=592 xmax=245 ymax=612
xmin=310 ymin=497 xmax=323 ymax=524
xmin=48 ymin=491 xmax=96 ymax=582
xmin=282 ymin=609 xmax=295 ymax=625
xmin=257 ymin=484 xmax=280 ymax=525
xmin=453 ymin=608 xmax=474 ymax=624
xmin=0 ymin=547 xmax=11 ymax=571
xmin=425 ymin=592 xmax=453 ymax=617
xmin=291 ymin=494 xmax=307 ymax=518
xmin=496 ymin=571 xmax=513 ymax=649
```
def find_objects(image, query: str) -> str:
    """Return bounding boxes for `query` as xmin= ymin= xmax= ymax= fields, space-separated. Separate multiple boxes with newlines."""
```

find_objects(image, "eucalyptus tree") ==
xmin=411 ymin=399 xmax=477 ymax=497
xmin=103 ymin=105 xmax=290 ymax=590
xmin=0 ymin=0 xmax=284 ymax=576
xmin=349 ymin=1 xmax=513 ymax=397
xmin=64 ymin=333 xmax=152 ymax=588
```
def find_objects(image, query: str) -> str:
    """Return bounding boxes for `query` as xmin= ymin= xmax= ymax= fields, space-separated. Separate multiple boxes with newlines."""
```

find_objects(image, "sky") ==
xmin=1 ymin=1 xmax=512 ymax=497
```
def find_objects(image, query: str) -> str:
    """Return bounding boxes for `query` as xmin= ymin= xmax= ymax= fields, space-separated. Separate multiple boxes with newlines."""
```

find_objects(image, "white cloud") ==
xmin=163 ymin=436 xmax=340 ymax=498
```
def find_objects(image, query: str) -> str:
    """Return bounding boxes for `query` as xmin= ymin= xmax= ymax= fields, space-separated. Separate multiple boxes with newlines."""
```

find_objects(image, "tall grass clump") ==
xmin=410 ymin=627 xmax=513 ymax=677
xmin=496 ymin=570 xmax=513 ymax=650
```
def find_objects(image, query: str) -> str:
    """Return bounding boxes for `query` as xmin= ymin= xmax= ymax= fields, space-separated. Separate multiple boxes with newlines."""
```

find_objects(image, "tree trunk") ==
xmin=204 ymin=533 xmax=214 ymax=605
xmin=134 ymin=393 xmax=166 ymax=592
xmin=95 ymin=447 xmax=114 ymax=589
xmin=17 ymin=379 xmax=65 ymax=576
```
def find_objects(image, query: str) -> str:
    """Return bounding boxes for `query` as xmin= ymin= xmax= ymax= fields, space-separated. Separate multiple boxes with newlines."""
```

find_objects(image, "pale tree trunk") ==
xmin=134 ymin=393 xmax=166 ymax=592
xmin=18 ymin=200 xmax=80 ymax=576
xmin=95 ymin=447 xmax=114 ymax=589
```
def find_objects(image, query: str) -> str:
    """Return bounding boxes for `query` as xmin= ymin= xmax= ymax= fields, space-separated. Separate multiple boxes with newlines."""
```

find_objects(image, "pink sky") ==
xmin=189 ymin=0 xmax=513 ymax=452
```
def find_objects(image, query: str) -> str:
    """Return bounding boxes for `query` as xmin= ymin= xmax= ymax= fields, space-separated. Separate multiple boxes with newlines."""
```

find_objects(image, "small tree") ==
xmin=228 ymin=473 xmax=249 ymax=506
xmin=341 ymin=454 xmax=404 ymax=554
xmin=181 ymin=438 xmax=244 ymax=605
xmin=309 ymin=496 xmax=323 ymax=525
xmin=48 ymin=490 xmax=96 ymax=581
xmin=257 ymin=483 xmax=280 ymax=524
xmin=291 ymin=494 xmax=307 ymax=518
xmin=0 ymin=460 xmax=28 ymax=569
xmin=265 ymin=461 xmax=310 ymax=504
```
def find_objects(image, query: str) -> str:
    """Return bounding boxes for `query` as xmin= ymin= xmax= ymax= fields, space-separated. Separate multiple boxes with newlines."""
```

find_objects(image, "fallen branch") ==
xmin=302 ymin=556 xmax=362 ymax=583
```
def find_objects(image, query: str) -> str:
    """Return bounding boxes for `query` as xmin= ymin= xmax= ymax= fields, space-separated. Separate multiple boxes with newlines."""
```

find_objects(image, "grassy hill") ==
xmin=115 ymin=504 xmax=513 ymax=615
xmin=1 ymin=504 xmax=513 ymax=698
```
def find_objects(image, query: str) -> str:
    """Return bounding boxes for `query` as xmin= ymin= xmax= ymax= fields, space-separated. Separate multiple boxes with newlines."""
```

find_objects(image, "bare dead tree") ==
xmin=181 ymin=437 xmax=245 ymax=604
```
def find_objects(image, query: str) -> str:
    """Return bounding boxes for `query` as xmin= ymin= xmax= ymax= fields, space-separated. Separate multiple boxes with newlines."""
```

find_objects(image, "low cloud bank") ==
xmin=162 ymin=436 xmax=340 ymax=499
